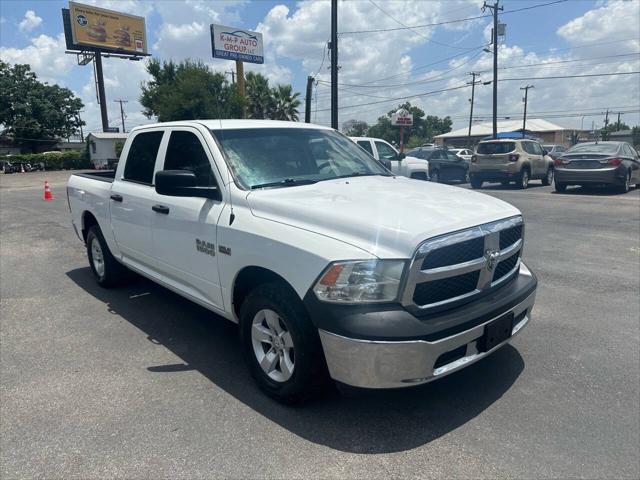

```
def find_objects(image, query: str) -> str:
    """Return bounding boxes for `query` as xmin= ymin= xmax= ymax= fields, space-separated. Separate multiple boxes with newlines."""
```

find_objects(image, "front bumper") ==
xmin=312 ymin=262 xmax=536 ymax=389
xmin=555 ymin=166 xmax=625 ymax=185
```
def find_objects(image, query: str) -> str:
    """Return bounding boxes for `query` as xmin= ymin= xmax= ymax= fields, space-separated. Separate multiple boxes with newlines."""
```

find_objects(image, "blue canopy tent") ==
xmin=481 ymin=131 xmax=543 ymax=141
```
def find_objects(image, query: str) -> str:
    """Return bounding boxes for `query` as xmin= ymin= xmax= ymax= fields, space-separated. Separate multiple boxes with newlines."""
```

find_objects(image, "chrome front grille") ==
xmin=401 ymin=216 xmax=524 ymax=313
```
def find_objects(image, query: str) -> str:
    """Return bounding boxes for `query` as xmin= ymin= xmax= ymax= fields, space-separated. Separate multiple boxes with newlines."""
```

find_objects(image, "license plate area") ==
xmin=478 ymin=312 xmax=513 ymax=352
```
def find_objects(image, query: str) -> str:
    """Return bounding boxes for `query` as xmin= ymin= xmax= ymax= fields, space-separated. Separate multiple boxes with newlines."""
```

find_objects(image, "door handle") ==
xmin=152 ymin=204 xmax=170 ymax=214
xmin=110 ymin=194 xmax=123 ymax=202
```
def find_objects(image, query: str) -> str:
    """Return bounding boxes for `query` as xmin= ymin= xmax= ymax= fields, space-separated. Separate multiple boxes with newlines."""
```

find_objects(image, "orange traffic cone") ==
xmin=44 ymin=180 xmax=54 ymax=201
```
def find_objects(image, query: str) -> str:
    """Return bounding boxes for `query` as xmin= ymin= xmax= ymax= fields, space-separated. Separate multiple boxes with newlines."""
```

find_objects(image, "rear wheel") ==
xmin=518 ymin=169 xmax=530 ymax=189
xmin=542 ymin=167 xmax=554 ymax=186
xmin=240 ymin=283 xmax=328 ymax=404
xmin=470 ymin=177 xmax=483 ymax=189
xmin=554 ymin=181 xmax=567 ymax=193
xmin=86 ymin=226 xmax=128 ymax=288
xmin=617 ymin=170 xmax=631 ymax=193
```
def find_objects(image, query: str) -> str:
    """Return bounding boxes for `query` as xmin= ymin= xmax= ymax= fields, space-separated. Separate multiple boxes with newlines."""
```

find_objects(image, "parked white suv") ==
xmin=350 ymin=136 xmax=430 ymax=180
xmin=68 ymin=120 xmax=537 ymax=403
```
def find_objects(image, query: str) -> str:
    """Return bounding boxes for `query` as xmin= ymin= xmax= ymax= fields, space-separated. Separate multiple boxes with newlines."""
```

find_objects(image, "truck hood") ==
xmin=246 ymin=176 xmax=520 ymax=258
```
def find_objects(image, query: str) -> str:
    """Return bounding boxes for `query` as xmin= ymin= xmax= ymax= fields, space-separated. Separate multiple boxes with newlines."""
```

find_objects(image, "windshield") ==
xmin=477 ymin=142 xmax=516 ymax=154
xmin=566 ymin=143 xmax=619 ymax=155
xmin=212 ymin=128 xmax=390 ymax=189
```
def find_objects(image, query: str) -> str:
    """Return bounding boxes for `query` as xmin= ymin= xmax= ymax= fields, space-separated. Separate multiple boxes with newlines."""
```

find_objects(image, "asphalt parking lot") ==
xmin=1 ymin=170 xmax=639 ymax=479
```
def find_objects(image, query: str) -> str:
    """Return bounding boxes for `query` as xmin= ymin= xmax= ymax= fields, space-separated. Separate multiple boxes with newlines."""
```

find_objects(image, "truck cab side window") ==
xmin=375 ymin=141 xmax=397 ymax=160
xmin=123 ymin=131 xmax=164 ymax=184
xmin=357 ymin=140 xmax=374 ymax=156
xmin=164 ymin=131 xmax=217 ymax=187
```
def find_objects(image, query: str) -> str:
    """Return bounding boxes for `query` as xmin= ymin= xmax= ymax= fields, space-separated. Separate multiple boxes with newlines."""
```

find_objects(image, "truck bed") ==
xmin=74 ymin=171 xmax=115 ymax=183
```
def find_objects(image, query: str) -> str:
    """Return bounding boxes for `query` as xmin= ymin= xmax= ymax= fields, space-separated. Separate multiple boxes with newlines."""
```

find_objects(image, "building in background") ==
xmin=86 ymin=132 xmax=128 ymax=169
xmin=434 ymin=119 xmax=588 ymax=148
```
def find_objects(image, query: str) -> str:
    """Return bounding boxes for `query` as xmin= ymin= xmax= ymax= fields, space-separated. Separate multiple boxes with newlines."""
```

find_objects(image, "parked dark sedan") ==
xmin=554 ymin=141 xmax=640 ymax=193
xmin=406 ymin=147 xmax=469 ymax=183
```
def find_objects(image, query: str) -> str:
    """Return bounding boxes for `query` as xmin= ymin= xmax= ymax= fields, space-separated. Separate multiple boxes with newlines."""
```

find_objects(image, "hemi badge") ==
xmin=218 ymin=245 xmax=232 ymax=256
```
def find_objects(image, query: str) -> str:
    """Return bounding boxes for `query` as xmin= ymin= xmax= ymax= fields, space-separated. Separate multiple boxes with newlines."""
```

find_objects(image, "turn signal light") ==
xmin=471 ymin=155 xmax=477 ymax=163
xmin=508 ymin=154 xmax=520 ymax=162
xmin=554 ymin=158 xmax=563 ymax=167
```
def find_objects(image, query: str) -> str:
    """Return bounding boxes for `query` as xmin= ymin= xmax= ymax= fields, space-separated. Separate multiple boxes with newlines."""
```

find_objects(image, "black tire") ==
xmin=411 ymin=172 xmax=427 ymax=181
xmin=554 ymin=181 xmax=567 ymax=193
xmin=430 ymin=170 xmax=440 ymax=183
xmin=470 ymin=177 xmax=483 ymax=189
xmin=617 ymin=170 xmax=631 ymax=194
xmin=240 ymin=282 xmax=328 ymax=404
xmin=86 ymin=225 xmax=128 ymax=288
xmin=542 ymin=167 xmax=554 ymax=186
xmin=518 ymin=168 xmax=530 ymax=189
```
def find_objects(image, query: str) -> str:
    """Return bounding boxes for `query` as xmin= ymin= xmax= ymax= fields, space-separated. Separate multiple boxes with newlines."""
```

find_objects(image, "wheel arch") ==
xmin=232 ymin=266 xmax=300 ymax=322
xmin=81 ymin=210 xmax=99 ymax=242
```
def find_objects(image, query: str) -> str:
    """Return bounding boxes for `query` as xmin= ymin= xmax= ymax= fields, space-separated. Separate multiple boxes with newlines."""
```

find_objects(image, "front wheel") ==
xmin=518 ymin=169 xmax=530 ymax=189
xmin=240 ymin=283 xmax=328 ymax=403
xmin=542 ymin=168 xmax=554 ymax=186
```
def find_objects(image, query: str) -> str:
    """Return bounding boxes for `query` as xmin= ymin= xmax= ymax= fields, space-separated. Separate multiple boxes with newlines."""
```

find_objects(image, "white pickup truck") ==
xmin=67 ymin=120 xmax=537 ymax=403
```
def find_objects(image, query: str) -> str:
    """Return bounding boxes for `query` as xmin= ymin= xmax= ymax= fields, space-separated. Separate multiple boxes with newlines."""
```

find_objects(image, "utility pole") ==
xmin=114 ymin=99 xmax=128 ymax=133
xmin=225 ymin=70 xmax=236 ymax=83
xmin=467 ymin=72 xmax=479 ymax=145
xmin=482 ymin=0 xmax=502 ymax=139
xmin=520 ymin=85 xmax=534 ymax=138
xmin=304 ymin=76 xmax=314 ymax=124
xmin=603 ymin=108 xmax=610 ymax=140
xmin=77 ymin=110 xmax=84 ymax=141
xmin=616 ymin=111 xmax=624 ymax=131
xmin=94 ymin=51 xmax=109 ymax=132
xmin=330 ymin=0 xmax=338 ymax=130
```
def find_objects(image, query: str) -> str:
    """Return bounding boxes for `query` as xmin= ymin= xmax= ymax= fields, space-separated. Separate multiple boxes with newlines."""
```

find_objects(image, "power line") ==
xmin=340 ymin=0 xmax=568 ymax=35
xmin=499 ymin=71 xmax=640 ymax=82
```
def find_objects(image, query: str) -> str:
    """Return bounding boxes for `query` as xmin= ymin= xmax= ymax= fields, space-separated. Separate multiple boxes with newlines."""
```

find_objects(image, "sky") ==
xmin=1 ymin=0 xmax=639 ymax=136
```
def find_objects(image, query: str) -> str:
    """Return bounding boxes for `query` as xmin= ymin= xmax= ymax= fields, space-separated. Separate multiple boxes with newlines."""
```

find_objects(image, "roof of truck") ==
xmin=130 ymin=119 xmax=332 ymax=132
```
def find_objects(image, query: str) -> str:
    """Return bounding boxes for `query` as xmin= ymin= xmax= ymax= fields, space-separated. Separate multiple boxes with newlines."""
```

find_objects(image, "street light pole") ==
xmin=520 ymin=85 xmax=534 ymax=138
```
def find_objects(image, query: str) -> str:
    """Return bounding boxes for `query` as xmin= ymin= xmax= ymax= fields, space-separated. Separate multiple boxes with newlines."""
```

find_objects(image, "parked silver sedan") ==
xmin=554 ymin=142 xmax=640 ymax=193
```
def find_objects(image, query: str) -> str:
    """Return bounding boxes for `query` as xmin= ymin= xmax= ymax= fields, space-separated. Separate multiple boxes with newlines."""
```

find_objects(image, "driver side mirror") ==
xmin=542 ymin=149 xmax=549 ymax=155
xmin=397 ymin=152 xmax=406 ymax=160
xmin=155 ymin=170 xmax=220 ymax=200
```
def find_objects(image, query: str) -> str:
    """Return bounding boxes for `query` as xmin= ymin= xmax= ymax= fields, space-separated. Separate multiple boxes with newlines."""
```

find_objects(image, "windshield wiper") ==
xmin=250 ymin=178 xmax=318 ymax=189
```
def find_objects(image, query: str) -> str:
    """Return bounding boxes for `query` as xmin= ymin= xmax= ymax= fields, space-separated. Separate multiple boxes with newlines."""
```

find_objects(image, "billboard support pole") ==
xmin=235 ymin=60 xmax=245 ymax=118
xmin=399 ymin=126 xmax=404 ymax=153
xmin=94 ymin=51 xmax=109 ymax=133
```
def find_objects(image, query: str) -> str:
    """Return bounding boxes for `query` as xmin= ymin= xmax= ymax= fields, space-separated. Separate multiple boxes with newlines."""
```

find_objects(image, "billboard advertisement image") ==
xmin=69 ymin=1 xmax=147 ymax=55
xmin=211 ymin=24 xmax=264 ymax=64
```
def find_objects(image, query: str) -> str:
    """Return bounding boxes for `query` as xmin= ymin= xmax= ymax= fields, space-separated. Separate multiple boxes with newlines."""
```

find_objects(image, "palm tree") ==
xmin=245 ymin=72 xmax=272 ymax=119
xmin=269 ymin=84 xmax=301 ymax=121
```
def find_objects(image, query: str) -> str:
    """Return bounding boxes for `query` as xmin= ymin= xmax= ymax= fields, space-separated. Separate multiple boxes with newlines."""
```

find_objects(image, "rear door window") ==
xmin=123 ymin=131 xmax=164 ymax=184
xmin=477 ymin=142 xmax=515 ymax=154
xmin=357 ymin=140 xmax=374 ymax=156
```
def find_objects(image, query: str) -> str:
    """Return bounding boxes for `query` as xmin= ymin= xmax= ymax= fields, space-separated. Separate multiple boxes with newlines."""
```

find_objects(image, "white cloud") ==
xmin=0 ymin=34 xmax=76 ymax=84
xmin=18 ymin=10 xmax=42 ymax=33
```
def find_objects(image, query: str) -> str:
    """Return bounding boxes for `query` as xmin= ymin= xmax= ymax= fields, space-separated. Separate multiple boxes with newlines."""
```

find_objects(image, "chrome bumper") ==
xmin=319 ymin=281 xmax=535 ymax=389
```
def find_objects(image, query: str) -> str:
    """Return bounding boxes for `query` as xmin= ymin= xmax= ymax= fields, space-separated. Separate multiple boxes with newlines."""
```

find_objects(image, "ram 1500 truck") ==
xmin=68 ymin=120 xmax=537 ymax=403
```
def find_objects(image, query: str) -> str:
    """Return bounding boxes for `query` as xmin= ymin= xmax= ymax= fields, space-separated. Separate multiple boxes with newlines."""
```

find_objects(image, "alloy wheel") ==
xmin=251 ymin=309 xmax=295 ymax=382
xmin=91 ymin=237 xmax=105 ymax=278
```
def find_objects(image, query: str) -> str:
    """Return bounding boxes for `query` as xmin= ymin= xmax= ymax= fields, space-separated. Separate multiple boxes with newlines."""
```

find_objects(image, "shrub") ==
xmin=4 ymin=151 xmax=92 ymax=170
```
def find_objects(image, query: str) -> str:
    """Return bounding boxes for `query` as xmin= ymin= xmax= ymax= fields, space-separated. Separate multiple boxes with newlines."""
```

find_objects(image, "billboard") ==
xmin=68 ymin=1 xmax=147 ymax=55
xmin=210 ymin=24 xmax=264 ymax=64
xmin=391 ymin=109 xmax=413 ymax=126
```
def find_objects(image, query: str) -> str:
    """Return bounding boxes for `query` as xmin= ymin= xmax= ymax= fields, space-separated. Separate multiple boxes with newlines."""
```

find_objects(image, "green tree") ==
xmin=601 ymin=121 xmax=630 ymax=140
xmin=367 ymin=102 xmax=452 ymax=146
xmin=0 ymin=61 xmax=84 ymax=152
xmin=631 ymin=126 xmax=640 ymax=147
xmin=114 ymin=141 xmax=125 ymax=158
xmin=342 ymin=119 xmax=369 ymax=137
xmin=140 ymin=59 xmax=244 ymax=121
xmin=269 ymin=84 xmax=301 ymax=121
xmin=245 ymin=72 xmax=273 ymax=119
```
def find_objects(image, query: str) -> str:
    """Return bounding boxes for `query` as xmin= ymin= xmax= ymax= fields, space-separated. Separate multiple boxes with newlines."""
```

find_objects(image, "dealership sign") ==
xmin=391 ymin=109 xmax=413 ymax=126
xmin=68 ymin=1 xmax=147 ymax=55
xmin=210 ymin=24 xmax=264 ymax=64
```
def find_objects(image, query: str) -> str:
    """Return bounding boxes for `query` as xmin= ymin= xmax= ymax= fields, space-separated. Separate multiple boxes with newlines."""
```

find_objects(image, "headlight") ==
xmin=313 ymin=260 xmax=405 ymax=303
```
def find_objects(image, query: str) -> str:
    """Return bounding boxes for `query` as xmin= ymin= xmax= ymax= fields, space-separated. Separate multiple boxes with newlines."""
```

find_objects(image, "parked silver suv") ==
xmin=470 ymin=139 xmax=555 ymax=189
